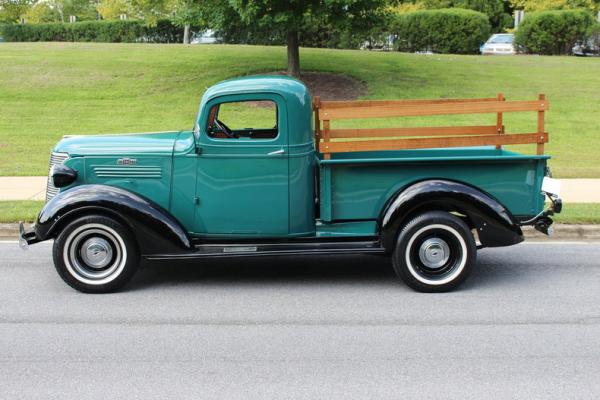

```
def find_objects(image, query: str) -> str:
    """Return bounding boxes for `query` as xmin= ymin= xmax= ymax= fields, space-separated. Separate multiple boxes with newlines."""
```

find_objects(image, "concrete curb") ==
xmin=2 ymin=223 xmax=599 ymax=242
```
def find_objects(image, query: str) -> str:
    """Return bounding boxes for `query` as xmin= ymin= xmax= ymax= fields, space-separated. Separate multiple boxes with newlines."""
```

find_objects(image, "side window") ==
xmin=207 ymin=100 xmax=278 ymax=140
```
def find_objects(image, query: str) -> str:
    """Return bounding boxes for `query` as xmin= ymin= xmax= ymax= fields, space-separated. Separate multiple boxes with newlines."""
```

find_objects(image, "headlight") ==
xmin=51 ymin=164 xmax=77 ymax=189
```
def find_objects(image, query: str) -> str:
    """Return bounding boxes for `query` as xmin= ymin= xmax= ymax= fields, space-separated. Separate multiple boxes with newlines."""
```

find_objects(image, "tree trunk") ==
xmin=183 ymin=24 xmax=190 ymax=44
xmin=287 ymin=30 xmax=300 ymax=78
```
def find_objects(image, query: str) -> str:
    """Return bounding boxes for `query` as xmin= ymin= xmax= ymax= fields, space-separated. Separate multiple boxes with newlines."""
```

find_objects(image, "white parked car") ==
xmin=191 ymin=29 xmax=218 ymax=44
xmin=480 ymin=34 xmax=516 ymax=55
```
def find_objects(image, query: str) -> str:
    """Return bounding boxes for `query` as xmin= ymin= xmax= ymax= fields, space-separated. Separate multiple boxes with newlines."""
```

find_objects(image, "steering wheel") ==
xmin=214 ymin=118 xmax=237 ymax=138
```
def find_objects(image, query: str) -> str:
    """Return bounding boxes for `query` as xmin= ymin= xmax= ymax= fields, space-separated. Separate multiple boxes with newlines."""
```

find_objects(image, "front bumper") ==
xmin=19 ymin=222 xmax=41 ymax=250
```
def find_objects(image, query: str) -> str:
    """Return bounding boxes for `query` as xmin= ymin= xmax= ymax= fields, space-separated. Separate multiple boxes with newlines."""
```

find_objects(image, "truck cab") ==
xmin=188 ymin=77 xmax=315 ymax=236
xmin=20 ymin=76 xmax=562 ymax=293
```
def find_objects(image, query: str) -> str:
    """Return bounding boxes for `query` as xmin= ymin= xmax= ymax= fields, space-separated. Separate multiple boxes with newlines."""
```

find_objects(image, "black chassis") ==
xmin=20 ymin=180 xmax=560 ymax=259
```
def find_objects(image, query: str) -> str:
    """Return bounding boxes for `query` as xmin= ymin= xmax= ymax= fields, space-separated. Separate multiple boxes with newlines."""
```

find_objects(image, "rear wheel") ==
xmin=52 ymin=215 xmax=139 ymax=293
xmin=392 ymin=211 xmax=476 ymax=292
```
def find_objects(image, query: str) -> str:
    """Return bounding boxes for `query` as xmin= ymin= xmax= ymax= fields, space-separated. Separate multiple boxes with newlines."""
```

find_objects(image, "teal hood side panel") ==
xmin=83 ymin=155 xmax=174 ymax=210
xmin=78 ymin=132 xmax=181 ymax=210
xmin=50 ymin=131 xmax=182 ymax=211
xmin=324 ymin=158 xmax=547 ymax=221
xmin=54 ymin=131 xmax=181 ymax=156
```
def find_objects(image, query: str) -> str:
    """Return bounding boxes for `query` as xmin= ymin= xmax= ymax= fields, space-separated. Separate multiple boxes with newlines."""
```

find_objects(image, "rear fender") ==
xmin=35 ymin=184 xmax=192 ymax=254
xmin=379 ymin=179 xmax=523 ymax=251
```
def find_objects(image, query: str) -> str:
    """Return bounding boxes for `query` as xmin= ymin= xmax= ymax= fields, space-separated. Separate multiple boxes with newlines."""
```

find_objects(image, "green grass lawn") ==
xmin=0 ymin=43 xmax=599 ymax=177
xmin=2 ymin=200 xmax=598 ymax=224
xmin=552 ymin=203 xmax=600 ymax=225
xmin=0 ymin=201 xmax=43 ymax=223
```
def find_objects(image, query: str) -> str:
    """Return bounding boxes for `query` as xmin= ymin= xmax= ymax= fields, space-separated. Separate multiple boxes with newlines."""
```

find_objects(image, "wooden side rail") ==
xmin=314 ymin=93 xmax=549 ymax=159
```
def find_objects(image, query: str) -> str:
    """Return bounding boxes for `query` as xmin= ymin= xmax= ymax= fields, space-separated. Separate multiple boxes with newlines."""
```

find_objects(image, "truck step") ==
xmin=144 ymin=240 xmax=385 ymax=261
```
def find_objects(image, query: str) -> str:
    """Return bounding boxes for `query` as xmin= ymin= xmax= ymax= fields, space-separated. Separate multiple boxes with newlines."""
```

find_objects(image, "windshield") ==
xmin=488 ymin=35 xmax=514 ymax=44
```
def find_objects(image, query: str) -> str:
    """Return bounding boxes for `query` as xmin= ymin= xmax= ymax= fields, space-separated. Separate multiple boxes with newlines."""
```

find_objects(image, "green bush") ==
xmin=392 ymin=8 xmax=491 ymax=54
xmin=0 ymin=20 xmax=183 ymax=43
xmin=514 ymin=10 xmax=594 ymax=55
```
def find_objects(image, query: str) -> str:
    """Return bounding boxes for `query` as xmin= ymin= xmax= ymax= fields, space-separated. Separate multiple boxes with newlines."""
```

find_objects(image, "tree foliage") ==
xmin=391 ymin=0 xmax=512 ymax=31
xmin=97 ymin=0 xmax=131 ymax=20
xmin=0 ymin=0 xmax=33 ymax=23
xmin=50 ymin=0 xmax=98 ymax=22
xmin=509 ymin=0 xmax=599 ymax=12
xmin=127 ymin=0 xmax=175 ymax=25
xmin=23 ymin=2 xmax=60 ymax=23
xmin=196 ymin=0 xmax=387 ymax=76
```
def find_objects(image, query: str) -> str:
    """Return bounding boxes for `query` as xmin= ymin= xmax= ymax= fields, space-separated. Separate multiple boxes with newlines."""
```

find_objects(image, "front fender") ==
xmin=379 ymin=179 xmax=523 ymax=251
xmin=35 ymin=184 xmax=192 ymax=254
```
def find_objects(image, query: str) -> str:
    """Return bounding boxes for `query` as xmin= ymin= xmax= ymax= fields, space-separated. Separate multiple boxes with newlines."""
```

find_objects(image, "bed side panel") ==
xmin=321 ymin=158 xmax=546 ymax=221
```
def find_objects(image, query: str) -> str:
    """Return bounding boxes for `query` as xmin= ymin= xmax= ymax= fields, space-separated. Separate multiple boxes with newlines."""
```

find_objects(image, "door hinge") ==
xmin=194 ymin=197 xmax=200 ymax=205
xmin=195 ymin=146 xmax=202 ymax=155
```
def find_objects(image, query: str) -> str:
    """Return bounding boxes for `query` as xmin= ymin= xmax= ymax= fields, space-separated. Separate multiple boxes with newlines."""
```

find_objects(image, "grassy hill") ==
xmin=0 ymin=42 xmax=599 ymax=177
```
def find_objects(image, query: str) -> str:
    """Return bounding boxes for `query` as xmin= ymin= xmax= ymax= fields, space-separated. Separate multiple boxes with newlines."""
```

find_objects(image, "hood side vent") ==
xmin=92 ymin=165 xmax=162 ymax=179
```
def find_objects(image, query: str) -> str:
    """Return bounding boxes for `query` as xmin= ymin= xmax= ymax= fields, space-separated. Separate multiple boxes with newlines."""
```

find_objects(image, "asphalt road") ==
xmin=1 ymin=241 xmax=600 ymax=399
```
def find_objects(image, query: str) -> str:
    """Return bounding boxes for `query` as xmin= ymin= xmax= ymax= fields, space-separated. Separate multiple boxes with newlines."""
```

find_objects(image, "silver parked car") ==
xmin=480 ymin=34 xmax=516 ymax=55
xmin=572 ymin=38 xmax=600 ymax=57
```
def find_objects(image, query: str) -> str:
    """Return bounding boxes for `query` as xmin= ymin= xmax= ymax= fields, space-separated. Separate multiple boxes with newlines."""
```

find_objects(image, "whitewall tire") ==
xmin=53 ymin=215 xmax=139 ymax=293
xmin=392 ymin=211 xmax=476 ymax=292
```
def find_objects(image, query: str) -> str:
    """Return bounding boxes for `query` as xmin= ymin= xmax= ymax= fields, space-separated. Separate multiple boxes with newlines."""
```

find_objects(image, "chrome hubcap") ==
xmin=418 ymin=238 xmax=450 ymax=269
xmin=80 ymin=237 xmax=113 ymax=269
xmin=63 ymin=224 xmax=127 ymax=285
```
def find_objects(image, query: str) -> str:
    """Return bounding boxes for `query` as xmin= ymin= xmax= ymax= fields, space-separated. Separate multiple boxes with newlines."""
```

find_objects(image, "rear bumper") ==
xmin=19 ymin=222 xmax=41 ymax=250
xmin=517 ymin=197 xmax=562 ymax=236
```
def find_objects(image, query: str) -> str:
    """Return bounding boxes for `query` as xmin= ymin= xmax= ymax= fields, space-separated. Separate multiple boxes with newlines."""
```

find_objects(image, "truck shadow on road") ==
xmin=131 ymin=250 xmax=522 ymax=292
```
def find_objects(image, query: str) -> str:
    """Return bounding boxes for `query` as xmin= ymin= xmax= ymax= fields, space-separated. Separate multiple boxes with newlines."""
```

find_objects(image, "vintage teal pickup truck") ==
xmin=20 ymin=76 xmax=562 ymax=293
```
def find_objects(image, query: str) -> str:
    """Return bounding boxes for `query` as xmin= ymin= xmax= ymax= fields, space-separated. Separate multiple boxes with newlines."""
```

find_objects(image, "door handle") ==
xmin=267 ymin=149 xmax=285 ymax=156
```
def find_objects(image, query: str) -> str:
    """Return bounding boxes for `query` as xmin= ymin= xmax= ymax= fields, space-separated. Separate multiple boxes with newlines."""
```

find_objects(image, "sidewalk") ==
xmin=1 ymin=177 xmax=47 ymax=201
xmin=1 ymin=177 xmax=599 ymax=202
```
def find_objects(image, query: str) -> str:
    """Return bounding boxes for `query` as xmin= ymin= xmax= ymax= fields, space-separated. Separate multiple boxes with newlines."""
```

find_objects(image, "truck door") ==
xmin=194 ymin=93 xmax=289 ymax=236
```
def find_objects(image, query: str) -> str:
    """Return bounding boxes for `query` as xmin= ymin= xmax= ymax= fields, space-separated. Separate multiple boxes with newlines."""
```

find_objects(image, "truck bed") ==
xmin=318 ymin=146 xmax=548 ymax=223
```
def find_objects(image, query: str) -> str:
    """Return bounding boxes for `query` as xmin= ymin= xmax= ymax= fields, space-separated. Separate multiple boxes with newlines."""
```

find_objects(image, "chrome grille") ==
xmin=46 ymin=152 xmax=69 ymax=202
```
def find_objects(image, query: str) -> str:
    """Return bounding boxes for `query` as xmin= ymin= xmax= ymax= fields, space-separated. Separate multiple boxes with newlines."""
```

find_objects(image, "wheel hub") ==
xmin=418 ymin=238 xmax=450 ymax=269
xmin=80 ymin=237 xmax=113 ymax=269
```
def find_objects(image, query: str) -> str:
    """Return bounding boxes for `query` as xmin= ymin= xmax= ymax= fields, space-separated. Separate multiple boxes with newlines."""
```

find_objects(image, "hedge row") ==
xmin=0 ymin=20 xmax=183 ymax=43
xmin=392 ymin=8 xmax=491 ymax=54
xmin=514 ymin=10 xmax=595 ymax=55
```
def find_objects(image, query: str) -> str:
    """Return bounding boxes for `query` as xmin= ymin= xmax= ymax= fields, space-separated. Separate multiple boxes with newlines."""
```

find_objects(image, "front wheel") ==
xmin=392 ymin=211 xmax=476 ymax=292
xmin=53 ymin=215 xmax=139 ymax=293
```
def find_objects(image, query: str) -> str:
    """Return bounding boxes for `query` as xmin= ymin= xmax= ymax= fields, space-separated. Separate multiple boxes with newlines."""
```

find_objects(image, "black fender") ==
xmin=35 ymin=184 xmax=192 ymax=254
xmin=379 ymin=179 xmax=523 ymax=251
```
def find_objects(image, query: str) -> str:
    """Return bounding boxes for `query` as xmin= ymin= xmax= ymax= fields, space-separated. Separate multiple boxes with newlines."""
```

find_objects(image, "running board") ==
xmin=144 ymin=240 xmax=385 ymax=261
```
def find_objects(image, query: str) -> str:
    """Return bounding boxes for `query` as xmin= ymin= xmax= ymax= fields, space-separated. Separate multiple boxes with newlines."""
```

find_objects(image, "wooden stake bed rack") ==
xmin=312 ymin=93 xmax=549 ymax=159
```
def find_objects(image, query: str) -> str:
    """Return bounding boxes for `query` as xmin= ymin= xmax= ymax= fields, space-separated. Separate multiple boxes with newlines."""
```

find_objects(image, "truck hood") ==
xmin=54 ymin=131 xmax=182 ymax=156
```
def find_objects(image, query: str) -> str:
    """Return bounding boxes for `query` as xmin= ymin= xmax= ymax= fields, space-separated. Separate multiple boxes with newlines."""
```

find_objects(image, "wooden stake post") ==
xmin=495 ymin=93 xmax=505 ymax=149
xmin=537 ymin=94 xmax=546 ymax=155
xmin=313 ymin=96 xmax=321 ymax=153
